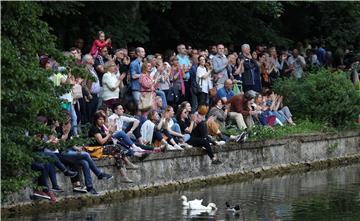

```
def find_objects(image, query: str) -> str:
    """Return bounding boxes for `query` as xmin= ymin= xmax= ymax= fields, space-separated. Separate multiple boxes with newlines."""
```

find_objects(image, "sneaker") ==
xmin=180 ymin=143 xmax=192 ymax=149
xmin=173 ymin=144 xmax=184 ymax=151
xmin=120 ymin=176 xmax=134 ymax=183
xmin=33 ymin=190 xmax=51 ymax=200
xmin=98 ymin=173 xmax=113 ymax=181
xmin=132 ymin=145 xmax=145 ymax=152
xmin=215 ymin=141 xmax=226 ymax=146
xmin=45 ymin=191 xmax=57 ymax=203
xmin=212 ymin=159 xmax=222 ymax=165
xmin=166 ymin=143 xmax=176 ymax=150
xmin=126 ymin=163 xmax=139 ymax=170
xmin=236 ymin=131 xmax=247 ymax=143
xmin=230 ymin=135 xmax=239 ymax=141
xmin=242 ymin=133 xmax=248 ymax=142
xmin=51 ymin=186 xmax=64 ymax=193
xmin=64 ymin=169 xmax=78 ymax=178
xmin=87 ymin=187 xmax=98 ymax=195
xmin=73 ymin=186 xmax=87 ymax=193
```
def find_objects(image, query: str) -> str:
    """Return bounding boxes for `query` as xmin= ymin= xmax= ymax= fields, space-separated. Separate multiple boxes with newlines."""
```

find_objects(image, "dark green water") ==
xmin=7 ymin=164 xmax=360 ymax=221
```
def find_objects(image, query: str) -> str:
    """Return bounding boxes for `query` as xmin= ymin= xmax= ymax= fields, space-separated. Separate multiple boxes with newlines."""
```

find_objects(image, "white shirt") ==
xmin=108 ymin=114 xmax=138 ymax=132
xmin=102 ymin=72 xmax=120 ymax=101
xmin=141 ymin=120 xmax=155 ymax=144
xmin=288 ymin=55 xmax=306 ymax=78
xmin=196 ymin=66 xmax=213 ymax=93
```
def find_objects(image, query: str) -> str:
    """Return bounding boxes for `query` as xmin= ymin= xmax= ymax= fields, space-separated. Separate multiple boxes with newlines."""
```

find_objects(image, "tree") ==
xmin=1 ymin=2 xmax=87 ymax=198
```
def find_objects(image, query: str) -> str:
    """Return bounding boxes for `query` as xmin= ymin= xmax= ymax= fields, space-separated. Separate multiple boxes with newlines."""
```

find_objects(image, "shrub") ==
xmin=273 ymin=69 xmax=360 ymax=127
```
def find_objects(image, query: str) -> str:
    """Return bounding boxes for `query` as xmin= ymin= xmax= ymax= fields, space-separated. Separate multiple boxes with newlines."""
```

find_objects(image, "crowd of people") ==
xmin=33 ymin=30 xmax=358 ymax=203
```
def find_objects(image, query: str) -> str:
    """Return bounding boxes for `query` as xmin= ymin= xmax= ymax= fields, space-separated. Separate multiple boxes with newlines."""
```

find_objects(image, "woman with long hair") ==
xmin=176 ymin=105 xmax=222 ymax=164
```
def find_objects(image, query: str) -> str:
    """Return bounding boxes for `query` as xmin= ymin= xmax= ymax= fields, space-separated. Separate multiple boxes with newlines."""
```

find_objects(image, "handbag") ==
xmin=139 ymin=92 xmax=153 ymax=110
xmin=232 ymin=83 xmax=241 ymax=95
xmin=167 ymin=87 xmax=179 ymax=104
xmin=192 ymin=79 xmax=202 ymax=95
xmin=72 ymin=83 xmax=83 ymax=99
xmin=84 ymin=146 xmax=105 ymax=158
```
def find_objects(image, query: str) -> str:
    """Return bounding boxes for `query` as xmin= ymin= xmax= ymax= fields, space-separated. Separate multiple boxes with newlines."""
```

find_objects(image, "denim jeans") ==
xmin=62 ymin=150 xmax=102 ymax=189
xmin=38 ymin=151 xmax=67 ymax=188
xmin=112 ymin=131 xmax=134 ymax=146
xmin=31 ymin=162 xmax=53 ymax=191
xmin=132 ymin=91 xmax=141 ymax=106
xmin=171 ymin=123 xmax=190 ymax=142
xmin=67 ymin=103 xmax=78 ymax=135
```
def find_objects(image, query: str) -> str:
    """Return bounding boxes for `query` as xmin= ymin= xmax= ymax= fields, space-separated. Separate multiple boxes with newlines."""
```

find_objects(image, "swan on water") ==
xmin=180 ymin=195 xmax=203 ymax=208
xmin=189 ymin=202 xmax=217 ymax=211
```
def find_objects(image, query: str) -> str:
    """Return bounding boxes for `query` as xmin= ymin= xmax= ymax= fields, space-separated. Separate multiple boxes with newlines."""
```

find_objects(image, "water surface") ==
xmin=7 ymin=164 xmax=360 ymax=221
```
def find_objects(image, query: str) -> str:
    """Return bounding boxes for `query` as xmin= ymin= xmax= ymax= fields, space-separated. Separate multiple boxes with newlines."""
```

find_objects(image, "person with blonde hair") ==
xmin=101 ymin=60 xmax=125 ymax=108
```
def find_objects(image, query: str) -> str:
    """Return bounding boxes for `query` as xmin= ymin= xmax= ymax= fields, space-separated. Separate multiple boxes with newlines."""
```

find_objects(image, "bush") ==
xmin=273 ymin=69 xmax=360 ymax=127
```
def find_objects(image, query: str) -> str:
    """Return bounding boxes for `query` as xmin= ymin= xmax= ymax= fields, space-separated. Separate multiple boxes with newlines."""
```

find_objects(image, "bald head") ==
xmin=224 ymin=79 xmax=233 ymax=90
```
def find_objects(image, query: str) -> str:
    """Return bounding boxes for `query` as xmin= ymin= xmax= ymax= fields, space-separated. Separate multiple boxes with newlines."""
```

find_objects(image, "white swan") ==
xmin=180 ymin=195 xmax=203 ymax=208
xmin=189 ymin=202 xmax=217 ymax=211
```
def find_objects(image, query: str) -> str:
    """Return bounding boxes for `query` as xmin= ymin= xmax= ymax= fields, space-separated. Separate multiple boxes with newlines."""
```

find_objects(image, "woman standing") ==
xmin=102 ymin=61 xmax=125 ymax=108
xmin=139 ymin=61 xmax=158 ymax=110
xmin=258 ymin=53 xmax=271 ymax=89
xmin=196 ymin=55 xmax=213 ymax=105
xmin=169 ymin=56 xmax=185 ymax=106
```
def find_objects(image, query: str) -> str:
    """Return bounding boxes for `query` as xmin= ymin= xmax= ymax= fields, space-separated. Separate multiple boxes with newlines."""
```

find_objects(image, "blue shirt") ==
xmin=129 ymin=58 xmax=142 ymax=91
xmin=177 ymin=54 xmax=190 ymax=81
xmin=212 ymin=54 xmax=229 ymax=86
xmin=217 ymin=87 xmax=234 ymax=101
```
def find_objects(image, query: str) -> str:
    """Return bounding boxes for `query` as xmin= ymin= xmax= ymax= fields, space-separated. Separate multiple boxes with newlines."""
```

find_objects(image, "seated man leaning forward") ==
xmin=217 ymin=79 xmax=247 ymax=131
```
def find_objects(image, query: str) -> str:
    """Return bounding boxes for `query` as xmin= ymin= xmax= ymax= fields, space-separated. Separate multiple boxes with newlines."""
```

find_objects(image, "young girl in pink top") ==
xmin=90 ymin=31 xmax=112 ymax=57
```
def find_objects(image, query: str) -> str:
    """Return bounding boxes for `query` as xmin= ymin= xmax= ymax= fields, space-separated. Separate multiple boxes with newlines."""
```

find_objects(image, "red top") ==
xmin=229 ymin=94 xmax=250 ymax=116
xmin=90 ymin=40 xmax=112 ymax=56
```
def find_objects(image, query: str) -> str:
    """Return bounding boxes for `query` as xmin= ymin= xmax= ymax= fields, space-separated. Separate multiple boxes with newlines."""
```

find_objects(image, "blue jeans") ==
xmin=156 ymin=90 xmax=168 ymax=109
xmin=31 ymin=161 xmax=54 ymax=191
xmin=66 ymin=103 xmax=78 ymax=135
xmin=171 ymin=124 xmax=190 ymax=142
xmin=112 ymin=131 xmax=134 ymax=146
xmin=38 ymin=151 xmax=68 ymax=188
xmin=62 ymin=150 xmax=102 ymax=189
xmin=132 ymin=91 xmax=141 ymax=105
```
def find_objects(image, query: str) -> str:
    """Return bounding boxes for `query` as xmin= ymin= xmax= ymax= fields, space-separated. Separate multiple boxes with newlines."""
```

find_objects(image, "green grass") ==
xmin=225 ymin=119 xmax=341 ymax=141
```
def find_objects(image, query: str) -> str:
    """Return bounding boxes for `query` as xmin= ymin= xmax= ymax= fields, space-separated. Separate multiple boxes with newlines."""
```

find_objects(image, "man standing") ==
xmin=94 ymin=46 xmax=110 ymax=86
xmin=129 ymin=47 xmax=145 ymax=105
xmin=288 ymin=48 xmax=306 ymax=79
xmin=189 ymin=49 xmax=200 ymax=113
xmin=239 ymin=44 xmax=258 ymax=92
xmin=212 ymin=44 xmax=229 ymax=89
xmin=177 ymin=44 xmax=192 ymax=102
xmin=83 ymin=54 xmax=101 ymax=122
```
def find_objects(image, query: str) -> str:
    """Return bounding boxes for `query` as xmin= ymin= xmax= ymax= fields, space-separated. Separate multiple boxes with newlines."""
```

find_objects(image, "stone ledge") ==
xmin=2 ymin=130 xmax=360 ymax=217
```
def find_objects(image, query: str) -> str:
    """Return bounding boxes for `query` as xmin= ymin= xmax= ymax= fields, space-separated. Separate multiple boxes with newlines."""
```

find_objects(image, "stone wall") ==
xmin=2 ymin=131 xmax=360 ymax=215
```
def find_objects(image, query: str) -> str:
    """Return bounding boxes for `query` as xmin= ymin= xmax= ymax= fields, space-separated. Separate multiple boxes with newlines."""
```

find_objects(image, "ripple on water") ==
xmin=6 ymin=164 xmax=360 ymax=221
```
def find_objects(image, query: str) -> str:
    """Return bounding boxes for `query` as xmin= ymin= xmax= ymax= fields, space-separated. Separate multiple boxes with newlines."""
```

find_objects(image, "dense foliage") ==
xmin=42 ymin=2 xmax=360 ymax=52
xmin=1 ymin=2 xmax=88 ymax=197
xmin=273 ymin=69 xmax=360 ymax=127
